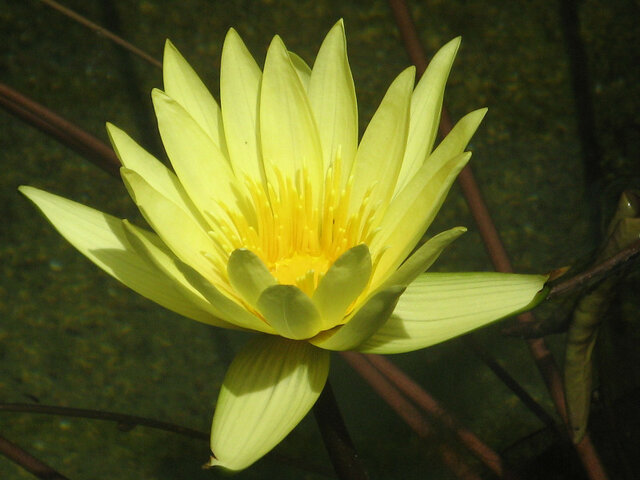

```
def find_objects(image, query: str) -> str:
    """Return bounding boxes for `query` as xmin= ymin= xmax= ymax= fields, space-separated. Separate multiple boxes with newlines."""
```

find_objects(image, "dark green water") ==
xmin=1 ymin=0 xmax=639 ymax=478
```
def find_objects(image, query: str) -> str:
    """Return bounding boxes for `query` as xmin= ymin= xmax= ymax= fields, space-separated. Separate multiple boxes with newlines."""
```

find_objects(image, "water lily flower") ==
xmin=20 ymin=20 xmax=547 ymax=471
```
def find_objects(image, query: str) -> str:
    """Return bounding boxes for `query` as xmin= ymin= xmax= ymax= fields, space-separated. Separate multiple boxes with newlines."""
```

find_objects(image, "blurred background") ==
xmin=1 ymin=0 xmax=639 ymax=478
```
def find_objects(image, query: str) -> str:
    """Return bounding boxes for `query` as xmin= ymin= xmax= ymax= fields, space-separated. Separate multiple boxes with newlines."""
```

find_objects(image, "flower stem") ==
xmin=312 ymin=380 xmax=369 ymax=480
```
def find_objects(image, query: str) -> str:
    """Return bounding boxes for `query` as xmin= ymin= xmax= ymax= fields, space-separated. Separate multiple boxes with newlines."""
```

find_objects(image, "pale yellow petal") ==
xmin=394 ymin=37 xmax=461 ymax=193
xmin=120 ymin=168 xmax=223 ymax=284
xmin=257 ymin=285 xmax=323 ymax=340
xmin=260 ymin=35 xmax=323 ymax=197
xmin=177 ymin=261 xmax=276 ymax=333
xmin=312 ymin=244 xmax=371 ymax=330
xmin=152 ymin=89 xmax=239 ymax=218
xmin=121 ymin=220 xmax=238 ymax=329
xmin=358 ymin=272 xmax=548 ymax=353
xmin=19 ymin=186 xmax=218 ymax=324
xmin=371 ymin=152 xmax=471 ymax=286
xmin=310 ymin=286 xmax=404 ymax=351
xmin=308 ymin=19 xmax=358 ymax=180
xmin=349 ymin=67 xmax=414 ymax=215
xmin=163 ymin=40 xmax=226 ymax=151
xmin=220 ymin=28 xmax=264 ymax=183
xmin=106 ymin=123 xmax=207 ymax=228
xmin=289 ymin=51 xmax=312 ymax=90
xmin=381 ymin=227 xmax=466 ymax=288
xmin=210 ymin=336 xmax=329 ymax=471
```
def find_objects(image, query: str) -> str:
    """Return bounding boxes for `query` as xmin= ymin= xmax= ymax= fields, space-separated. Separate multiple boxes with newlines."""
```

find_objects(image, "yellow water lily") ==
xmin=20 ymin=21 xmax=547 ymax=471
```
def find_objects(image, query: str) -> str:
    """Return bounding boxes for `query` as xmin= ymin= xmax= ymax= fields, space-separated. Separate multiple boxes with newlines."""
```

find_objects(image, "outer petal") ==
xmin=163 ymin=40 xmax=226 ymax=151
xmin=308 ymin=19 xmax=358 ymax=181
xmin=349 ymin=67 xmax=414 ymax=216
xmin=394 ymin=37 xmax=461 ymax=194
xmin=381 ymin=227 xmax=466 ymax=289
xmin=120 ymin=168 xmax=224 ymax=284
xmin=106 ymin=123 xmax=207 ymax=228
xmin=260 ymin=36 xmax=323 ymax=199
xmin=312 ymin=244 xmax=371 ymax=330
xmin=256 ymin=285 xmax=323 ymax=340
xmin=209 ymin=336 xmax=330 ymax=471
xmin=227 ymin=248 xmax=277 ymax=307
xmin=220 ymin=29 xmax=264 ymax=183
xmin=19 ymin=187 xmax=219 ymax=324
xmin=310 ymin=286 xmax=404 ymax=351
xmin=152 ymin=89 xmax=239 ymax=218
xmin=289 ymin=51 xmax=312 ymax=90
xmin=357 ymin=272 xmax=549 ymax=354
xmin=370 ymin=152 xmax=471 ymax=286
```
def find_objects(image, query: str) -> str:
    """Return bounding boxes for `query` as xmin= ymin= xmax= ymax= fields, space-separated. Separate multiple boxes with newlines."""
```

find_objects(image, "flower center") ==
xmin=205 ymin=158 xmax=379 ymax=298
xmin=271 ymin=252 xmax=331 ymax=296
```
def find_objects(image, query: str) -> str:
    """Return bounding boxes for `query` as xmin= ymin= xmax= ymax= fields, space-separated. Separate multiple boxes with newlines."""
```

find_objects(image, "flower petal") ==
xmin=257 ymin=285 xmax=323 ymax=340
xmin=260 ymin=35 xmax=323 ymax=198
xmin=220 ymin=28 xmax=264 ymax=183
xmin=308 ymin=19 xmax=358 ymax=181
xmin=152 ymin=89 xmax=238 ymax=217
xmin=120 ymin=168 xmax=223 ymax=283
xmin=19 ymin=186 xmax=218 ymax=324
xmin=120 ymin=220 xmax=239 ymax=329
xmin=163 ymin=40 xmax=226 ymax=151
xmin=106 ymin=123 xmax=206 ymax=227
xmin=382 ymin=226 xmax=467 ymax=288
xmin=370 ymin=151 xmax=471 ymax=286
xmin=289 ymin=51 xmax=312 ymax=90
xmin=227 ymin=248 xmax=277 ymax=307
xmin=311 ymin=286 xmax=404 ymax=351
xmin=177 ymin=261 xmax=276 ymax=333
xmin=349 ymin=67 xmax=414 ymax=215
xmin=312 ymin=244 xmax=371 ymax=330
xmin=209 ymin=336 xmax=329 ymax=471
xmin=394 ymin=37 xmax=461 ymax=193
xmin=357 ymin=272 xmax=549 ymax=353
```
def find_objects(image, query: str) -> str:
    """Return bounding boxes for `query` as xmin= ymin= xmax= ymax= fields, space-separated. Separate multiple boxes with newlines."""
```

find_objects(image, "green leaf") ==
xmin=209 ymin=336 xmax=329 ymax=471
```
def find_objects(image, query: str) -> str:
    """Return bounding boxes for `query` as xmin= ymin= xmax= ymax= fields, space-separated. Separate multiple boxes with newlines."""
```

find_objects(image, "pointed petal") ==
xmin=289 ymin=51 xmax=312 ymax=90
xmin=312 ymin=244 xmax=371 ymax=329
xmin=106 ymin=123 xmax=206 ymax=226
xmin=370 ymin=152 xmax=471 ymax=286
xmin=260 ymin=35 xmax=323 ymax=197
xmin=349 ymin=67 xmax=414 ymax=214
xmin=220 ymin=28 xmax=264 ymax=183
xmin=357 ymin=272 xmax=549 ymax=354
xmin=177 ymin=261 xmax=276 ymax=333
xmin=19 ymin=187 xmax=219 ymax=324
xmin=427 ymin=108 xmax=487 ymax=170
xmin=395 ymin=37 xmax=461 ymax=193
xmin=209 ymin=336 xmax=329 ymax=471
xmin=163 ymin=40 xmax=226 ymax=150
xmin=311 ymin=286 xmax=404 ymax=351
xmin=308 ymin=20 xmax=358 ymax=179
xmin=257 ymin=285 xmax=323 ymax=340
xmin=120 ymin=168 xmax=222 ymax=283
xmin=382 ymin=227 xmax=466 ymax=288
xmin=152 ymin=89 xmax=238 ymax=217
xmin=227 ymin=248 xmax=277 ymax=307
xmin=121 ymin=220 xmax=237 ymax=329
